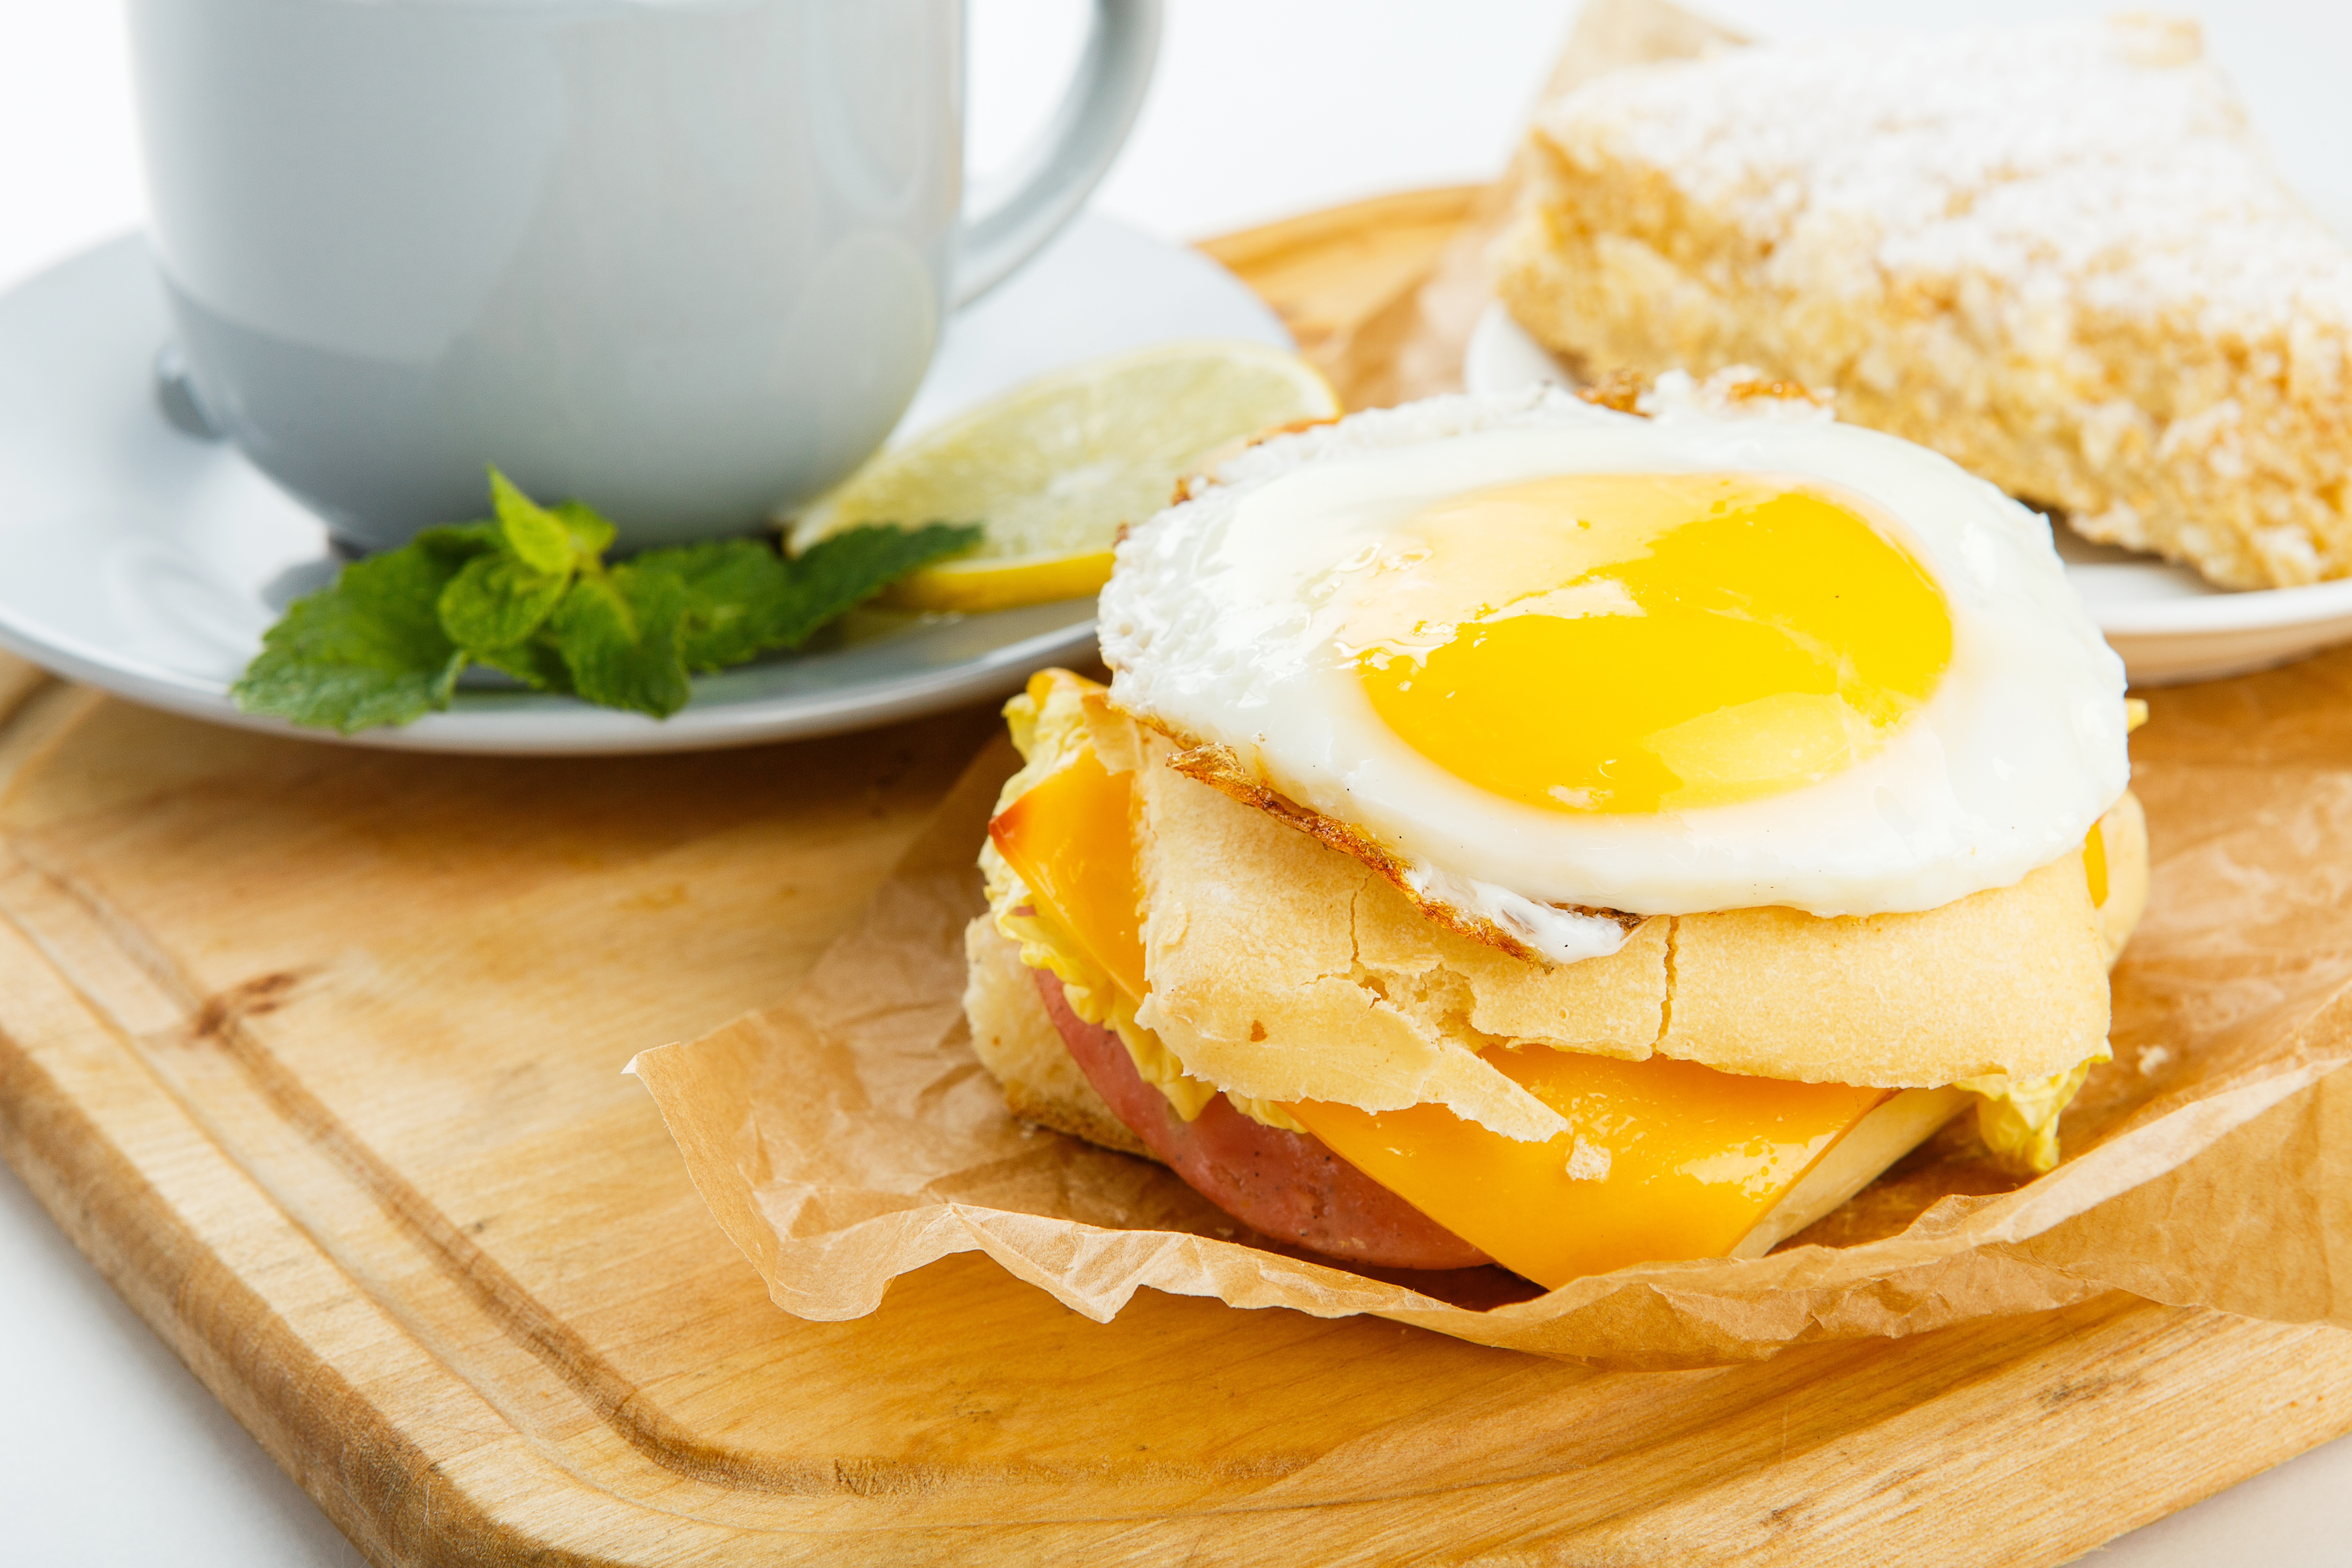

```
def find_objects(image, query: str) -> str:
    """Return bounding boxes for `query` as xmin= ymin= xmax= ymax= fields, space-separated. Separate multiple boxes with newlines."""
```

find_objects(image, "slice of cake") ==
xmin=1495 ymin=16 xmax=2352 ymax=589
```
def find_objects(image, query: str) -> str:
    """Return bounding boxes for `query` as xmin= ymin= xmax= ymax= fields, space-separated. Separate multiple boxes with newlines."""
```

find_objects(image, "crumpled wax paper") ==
xmin=632 ymin=656 xmax=2352 ymax=1367
xmin=627 ymin=0 xmax=2352 ymax=1367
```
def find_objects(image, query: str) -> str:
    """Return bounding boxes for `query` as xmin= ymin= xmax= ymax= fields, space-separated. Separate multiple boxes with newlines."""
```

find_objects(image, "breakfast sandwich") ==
xmin=964 ymin=376 xmax=2147 ymax=1288
xmin=1494 ymin=15 xmax=2352 ymax=591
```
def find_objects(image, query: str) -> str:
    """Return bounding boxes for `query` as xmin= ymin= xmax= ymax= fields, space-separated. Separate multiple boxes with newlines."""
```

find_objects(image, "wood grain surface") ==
xmin=0 ymin=195 xmax=2347 ymax=1567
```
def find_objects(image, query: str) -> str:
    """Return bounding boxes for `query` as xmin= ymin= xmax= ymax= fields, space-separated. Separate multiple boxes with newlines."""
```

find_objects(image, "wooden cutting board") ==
xmin=1 ymin=192 xmax=2347 ymax=1568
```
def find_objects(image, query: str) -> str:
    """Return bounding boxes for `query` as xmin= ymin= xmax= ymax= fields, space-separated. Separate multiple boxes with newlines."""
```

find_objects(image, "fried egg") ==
xmin=1098 ymin=375 xmax=2128 ymax=961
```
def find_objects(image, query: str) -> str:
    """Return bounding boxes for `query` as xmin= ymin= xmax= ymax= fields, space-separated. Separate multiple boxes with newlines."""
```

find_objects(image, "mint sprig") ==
xmin=226 ymin=546 xmax=471 ymax=733
xmin=232 ymin=467 xmax=982 ymax=733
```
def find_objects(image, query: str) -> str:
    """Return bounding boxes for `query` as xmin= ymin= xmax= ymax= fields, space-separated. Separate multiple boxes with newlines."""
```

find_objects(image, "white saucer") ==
xmin=1465 ymin=302 xmax=2352 ymax=687
xmin=0 ymin=218 xmax=1288 ymax=754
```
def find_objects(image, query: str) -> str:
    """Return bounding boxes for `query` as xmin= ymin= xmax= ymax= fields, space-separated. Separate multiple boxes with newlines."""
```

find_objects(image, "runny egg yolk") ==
xmin=1347 ymin=475 xmax=1953 ymax=813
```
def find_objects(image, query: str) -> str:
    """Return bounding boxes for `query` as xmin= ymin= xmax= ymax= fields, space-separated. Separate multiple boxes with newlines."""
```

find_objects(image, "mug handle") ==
xmin=950 ymin=0 xmax=1163 ymax=308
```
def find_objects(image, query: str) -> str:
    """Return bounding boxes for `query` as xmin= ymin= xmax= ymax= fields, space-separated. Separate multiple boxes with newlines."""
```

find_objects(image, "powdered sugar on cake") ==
xmin=1538 ymin=16 xmax=2352 ymax=340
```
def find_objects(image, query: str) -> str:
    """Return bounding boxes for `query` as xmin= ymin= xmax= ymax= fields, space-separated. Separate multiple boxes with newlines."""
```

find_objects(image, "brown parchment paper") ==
xmin=627 ymin=0 xmax=2352 ymax=1367
xmin=631 ymin=657 xmax=2352 ymax=1367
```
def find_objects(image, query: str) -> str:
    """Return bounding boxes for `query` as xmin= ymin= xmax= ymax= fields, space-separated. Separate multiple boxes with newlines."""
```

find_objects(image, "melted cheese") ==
xmin=2083 ymin=818 xmax=2109 ymax=908
xmin=990 ymin=746 xmax=1149 ymax=998
xmin=1289 ymin=1059 xmax=1889 ymax=1288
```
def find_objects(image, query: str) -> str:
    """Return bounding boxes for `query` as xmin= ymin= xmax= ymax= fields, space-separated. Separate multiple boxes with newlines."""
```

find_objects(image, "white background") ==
xmin=2 ymin=1 xmax=2349 ymax=1562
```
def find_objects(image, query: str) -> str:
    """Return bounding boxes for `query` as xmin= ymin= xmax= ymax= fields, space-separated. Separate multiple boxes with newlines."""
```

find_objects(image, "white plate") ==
xmin=1465 ymin=302 xmax=2352 ymax=687
xmin=0 ymin=218 xmax=1289 ymax=754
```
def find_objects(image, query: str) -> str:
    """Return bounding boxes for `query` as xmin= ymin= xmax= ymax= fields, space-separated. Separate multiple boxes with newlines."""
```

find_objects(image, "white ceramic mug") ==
xmin=129 ymin=0 xmax=1160 ymax=552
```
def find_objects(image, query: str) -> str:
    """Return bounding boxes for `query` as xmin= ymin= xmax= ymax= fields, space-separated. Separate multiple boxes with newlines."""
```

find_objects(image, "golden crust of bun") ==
xmin=1118 ymin=706 xmax=2136 ymax=1120
xmin=1660 ymin=854 xmax=2109 ymax=1084
xmin=962 ymin=916 xmax=1149 ymax=1158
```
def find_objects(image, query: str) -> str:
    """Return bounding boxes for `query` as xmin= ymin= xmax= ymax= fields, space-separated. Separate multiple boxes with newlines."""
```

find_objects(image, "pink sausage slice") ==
xmin=1032 ymin=967 xmax=1492 ymax=1270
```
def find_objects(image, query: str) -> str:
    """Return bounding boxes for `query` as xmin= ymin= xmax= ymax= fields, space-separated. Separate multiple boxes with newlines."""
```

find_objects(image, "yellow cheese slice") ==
xmin=1289 ymin=1060 xmax=1889 ymax=1288
xmin=989 ymin=744 xmax=1149 ymax=999
xmin=2082 ymin=816 xmax=2108 ymax=908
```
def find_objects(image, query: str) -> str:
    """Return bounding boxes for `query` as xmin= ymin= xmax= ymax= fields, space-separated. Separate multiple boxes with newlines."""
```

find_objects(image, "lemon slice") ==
xmin=791 ymin=340 xmax=1341 ymax=614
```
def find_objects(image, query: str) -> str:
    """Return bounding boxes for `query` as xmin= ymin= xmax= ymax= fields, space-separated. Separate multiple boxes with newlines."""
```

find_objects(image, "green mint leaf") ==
xmin=412 ymin=521 xmax=500 ymax=565
xmin=549 ymin=564 xmax=691 ymax=718
xmin=488 ymin=467 xmax=578 ymax=575
xmin=230 ymin=546 xmax=468 ymax=733
xmin=552 ymin=499 xmax=617 ymax=560
xmin=766 ymin=522 xmax=983 ymax=649
xmin=640 ymin=524 xmax=981 ymax=676
xmin=646 ymin=538 xmax=797 ymax=672
xmin=472 ymin=633 xmax=574 ymax=693
xmin=437 ymin=552 xmax=569 ymax=651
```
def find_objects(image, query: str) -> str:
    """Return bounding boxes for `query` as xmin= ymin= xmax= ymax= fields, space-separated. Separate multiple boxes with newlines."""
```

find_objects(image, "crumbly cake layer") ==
xmin=1495 ymin=15 xmax=2352 ymax=589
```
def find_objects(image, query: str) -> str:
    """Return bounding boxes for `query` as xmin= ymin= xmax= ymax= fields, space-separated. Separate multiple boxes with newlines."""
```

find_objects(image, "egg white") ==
xmin=1099 ymin=378 xmax=2129 ymax=921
